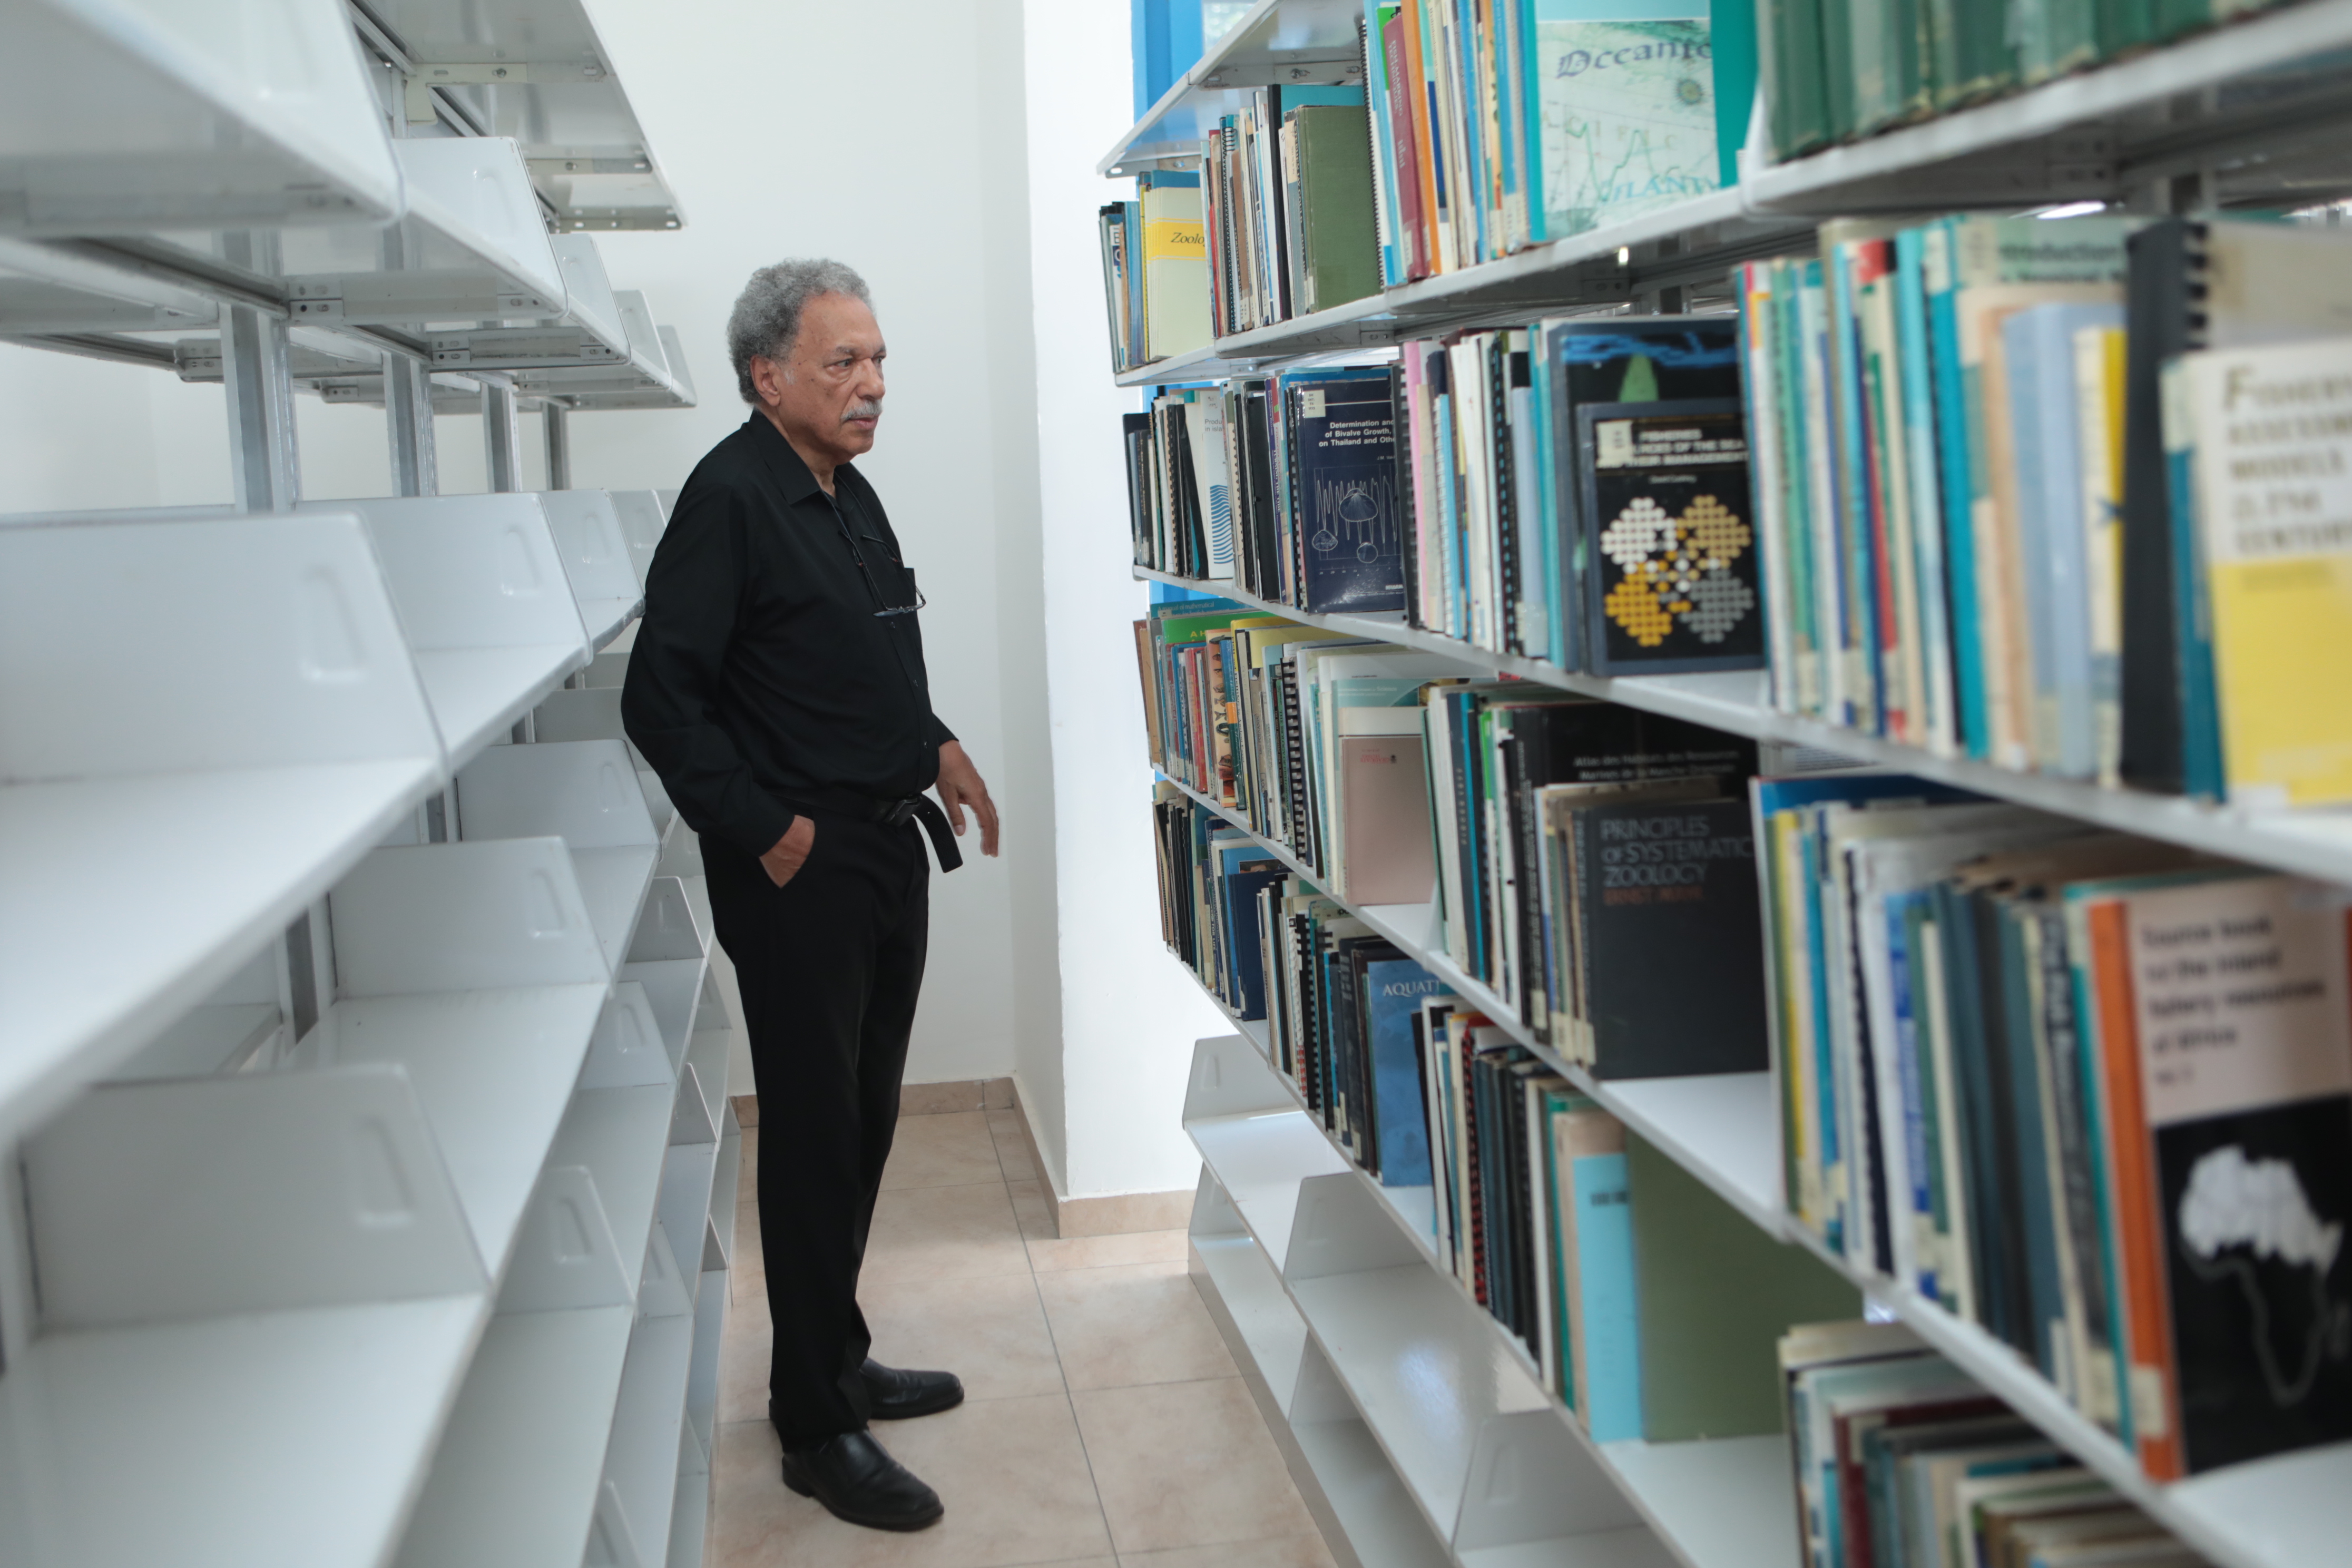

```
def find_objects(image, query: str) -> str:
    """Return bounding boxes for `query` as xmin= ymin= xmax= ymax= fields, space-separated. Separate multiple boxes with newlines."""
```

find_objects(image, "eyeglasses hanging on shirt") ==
xmin=830 ymin=496 xmax=926 ymax=619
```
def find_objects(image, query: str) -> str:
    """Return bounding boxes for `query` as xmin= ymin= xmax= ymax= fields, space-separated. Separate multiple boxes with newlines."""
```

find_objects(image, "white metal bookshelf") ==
xmin=1150 ymin=678 xmax=2352 ymax=1568
xmin=1104 ymin=0 xmax=2352 ymax=380
xmin=0 ymin=4 xmax=730 ymax=1565
xmin=1118 ymin=1 xmax=2352 ymax=1535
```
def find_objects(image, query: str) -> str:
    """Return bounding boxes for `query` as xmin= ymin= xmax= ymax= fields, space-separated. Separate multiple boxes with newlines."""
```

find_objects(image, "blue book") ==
xmin=1364 ymin=956 xmax=1443 ymax=1184
xmin=1573 ymin=1150 xmax=1643 ymax=1441
xmin=1884 ymin=889 xmax=1937 ymax=1302
xmin=2006 ymin=302 xmax=2122 ymax=781
xmin=1218 ymin=841 xmax=1290 ymax=1020
xmin=1287 ymin=367 xmax=1405 ymax=612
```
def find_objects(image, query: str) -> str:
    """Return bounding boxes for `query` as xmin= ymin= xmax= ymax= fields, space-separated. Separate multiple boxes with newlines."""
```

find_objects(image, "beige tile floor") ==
xmin=707 ymin=1107 xmax=1338 ymax=1568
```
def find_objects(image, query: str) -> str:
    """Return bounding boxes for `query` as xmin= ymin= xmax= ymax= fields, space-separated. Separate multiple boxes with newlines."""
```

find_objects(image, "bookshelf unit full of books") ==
xmin=1103 ymin=5 xmax=2352 ymax=1568
xmin=0 ymin=5 xmax=731 ymax=1566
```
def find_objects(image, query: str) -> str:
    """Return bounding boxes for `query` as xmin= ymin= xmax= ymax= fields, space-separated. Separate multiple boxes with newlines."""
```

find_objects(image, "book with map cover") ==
xmin=1530 ymin=4 xmax=1720 ymax=240
xmin=2111 ymin=873 xmax=2352 ymax=1475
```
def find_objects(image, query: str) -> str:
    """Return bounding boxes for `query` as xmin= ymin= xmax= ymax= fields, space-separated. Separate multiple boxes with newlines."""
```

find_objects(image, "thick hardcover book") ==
xmin=1138 ymin=172 xmax=1211 ymax=362
xmin=1574 ymin=398 xmax=1764 ymax=675
xmin=1574 ymin=792 xmax=1772 ymax=1079
xmin=1289 ymin=369 xmax=1406 ymax=612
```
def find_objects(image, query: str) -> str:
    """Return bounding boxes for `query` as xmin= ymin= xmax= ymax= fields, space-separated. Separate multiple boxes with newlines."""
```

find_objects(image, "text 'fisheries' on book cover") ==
xmin=1578 ymin=399 xmax=1763 ymax=673
xmin=1294 ymin=374 xmax=1403 ymax=613
xmin=1536 ymin=7 xmax=1721 ymax=238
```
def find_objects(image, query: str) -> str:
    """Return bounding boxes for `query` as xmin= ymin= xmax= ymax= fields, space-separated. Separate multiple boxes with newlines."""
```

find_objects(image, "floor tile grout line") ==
xmin=991 ymin=1114 xmax=1129 ymax=1556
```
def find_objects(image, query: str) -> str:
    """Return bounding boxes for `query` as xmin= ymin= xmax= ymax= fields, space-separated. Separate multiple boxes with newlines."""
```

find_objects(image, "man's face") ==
xmin=754 ymin=291 xmax=886 ymax=468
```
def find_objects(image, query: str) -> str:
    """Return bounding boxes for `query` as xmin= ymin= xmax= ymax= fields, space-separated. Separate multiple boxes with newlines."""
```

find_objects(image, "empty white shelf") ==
xmin=388 ymin=1304 xmax=636 ymax=1568
xmin=551 ymin=1084 xmax=679 ymax=1297
xmin=0 ymin=1295 xmax=486 ymax=1568
xmin=537 ymin=489 xmax=644 ymax=649
xmin=575 ymin=845 xmax=661 ymax=972
xmin=1289 ymin=1410 xmax=1454 ymax=1568
xmin=1288 ymin=1259 xmax=1548 ymax=1538
xmin=279 ymin=136 xmax=567 ymax=325
xmin=603 ymin=1311 xmax=697 ymax=1567
xmin=318 ymin=985 xmax=610 ymax=1279
xmin=1190 ymin=1109 xmax=1349 ymax=1268
xmin=357 ymin=0 xmax=682 ymax=231
xmin=1598 ymin=1435 xmax=1795 ymax=1568
xmin=1 ymin=0 xmax=401 ymax=236
xmin=667 ymin=1423 xmax=713 ymax=1568
xmin=305 ymin=493 xmax=591 ymax=767
xmin=1193 ymin=1230 xmax=1310 ymax=1406
xmin=1 ymin=507 xmax=442 ymax=1140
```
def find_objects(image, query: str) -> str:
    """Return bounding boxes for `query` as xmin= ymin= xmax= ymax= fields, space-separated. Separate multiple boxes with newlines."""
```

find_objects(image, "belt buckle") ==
xmin=881 ymin=797 xmax=920 ymax=828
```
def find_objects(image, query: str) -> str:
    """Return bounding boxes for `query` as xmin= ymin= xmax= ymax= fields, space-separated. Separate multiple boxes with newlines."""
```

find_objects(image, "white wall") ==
xmin=1023 ymin=0 xmax=1228 ymax=1201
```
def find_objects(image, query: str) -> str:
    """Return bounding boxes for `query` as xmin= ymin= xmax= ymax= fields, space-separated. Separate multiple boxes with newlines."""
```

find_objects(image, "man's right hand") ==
xmin=760 ymin=817 xmax=816 ymax=888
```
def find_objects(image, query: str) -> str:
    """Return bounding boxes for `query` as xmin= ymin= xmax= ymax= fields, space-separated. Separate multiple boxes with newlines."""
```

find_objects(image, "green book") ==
xmin=1287 ymin=105 xmax=1381 ymax=317
xmin=1819 ymin=0 xmax=1857 ymax=143
xmin=1925 ymin=0 xmax=2016 ymax=109
xmin=1761 ymin=0 xmax=1834 ymax=160
xmin=1846 ymin=0 xmax=1931 ymax=135
xmin=1630 ymin=1133 xmax=1860 ymax=1440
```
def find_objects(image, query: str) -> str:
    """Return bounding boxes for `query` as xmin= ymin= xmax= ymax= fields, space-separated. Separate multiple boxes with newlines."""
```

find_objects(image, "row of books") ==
xmin=1146 ymin=790 xmax=1859 ymax=1438
xmin=1739 ymin=211 xmax=2352 ymax=809
xmin=1097 ymin=170 xmax=1214 ymax=373
xmin=1132 ymin=597 xmax=1452 ymax=905
xmin=1123 ymin=366 xmax=1408 ymax=613
xmin=1761 ymin=0 xmax=2300 ymax=164
xmin=1196 ymin=87 xmax=1383 ymax=337
xmin=1361 ymin=2 xmax=1749 ymax=285
xmin=1422 ymin=684 xmax=1767 ymax=1074
xmin=1123 ymin=312 xmax=1775 ymax=679
xmin=1758 ymin=771 xmax=2352 ymax=1479
xmin=1783 ymin=1321 xmax=2214 ymax=1568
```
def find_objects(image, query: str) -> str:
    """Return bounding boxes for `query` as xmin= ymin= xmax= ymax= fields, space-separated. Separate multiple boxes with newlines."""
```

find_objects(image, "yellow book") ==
xmin=1138 ymin=181 xmax=1210 ymax=362
xmin=2181 ymin=336 xmax=2352 ymax=807
xmin=2074 ymin=324 xmax=2128 ymax=788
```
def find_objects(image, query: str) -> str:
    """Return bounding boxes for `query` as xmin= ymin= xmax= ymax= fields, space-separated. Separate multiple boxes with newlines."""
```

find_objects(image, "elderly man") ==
xmin=623 ymin=259 xmax=997 ymax=1532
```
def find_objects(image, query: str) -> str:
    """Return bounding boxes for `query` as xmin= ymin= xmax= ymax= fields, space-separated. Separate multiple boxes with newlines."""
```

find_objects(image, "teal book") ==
xmin=2160 ymin=359 xmax=2225 ymax=798
xmin=1893 ymin=228 xmax=1955 ymax=753
xmin=1364 ymin=2 xmax=1405 ymax=287
xmin=1762 ymin=0 xmax=1833 ymax=159
xmin=1710 ymin=0 xmax=1759 ymax=184
xmin=1573 ymin=1148 xmax=1644 ymax=1440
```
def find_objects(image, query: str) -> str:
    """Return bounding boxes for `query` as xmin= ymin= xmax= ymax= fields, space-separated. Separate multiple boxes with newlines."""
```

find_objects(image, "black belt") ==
xmin=804 ymin=792 xmax=963 ymax=873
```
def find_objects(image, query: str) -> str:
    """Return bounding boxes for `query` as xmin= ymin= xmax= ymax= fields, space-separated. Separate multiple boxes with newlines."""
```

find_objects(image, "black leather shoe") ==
xmin=861 ymin=1357 xmax=965 ymax=1419
xmin=779 ymin=1429 xmax=944 ymax=1531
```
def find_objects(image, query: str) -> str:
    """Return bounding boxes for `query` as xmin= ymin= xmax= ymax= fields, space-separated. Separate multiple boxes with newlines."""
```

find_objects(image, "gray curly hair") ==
xmin=726 ymin=258 xmax=872 ymax=404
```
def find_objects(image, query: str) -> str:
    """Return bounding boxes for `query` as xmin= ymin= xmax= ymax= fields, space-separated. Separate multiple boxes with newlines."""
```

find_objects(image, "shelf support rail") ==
xmin=218 ymin=233 xmax=299 ymax=512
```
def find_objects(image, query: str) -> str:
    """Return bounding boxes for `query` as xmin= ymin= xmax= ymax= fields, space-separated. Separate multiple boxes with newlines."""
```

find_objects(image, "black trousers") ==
xmin=701 ymin=812 xmax=929 ymax=1444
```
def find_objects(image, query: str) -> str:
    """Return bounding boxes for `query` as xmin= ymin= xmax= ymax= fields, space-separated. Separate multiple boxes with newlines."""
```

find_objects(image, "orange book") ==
xmin=2085 ymin=898 xmax=2185 ymax=1481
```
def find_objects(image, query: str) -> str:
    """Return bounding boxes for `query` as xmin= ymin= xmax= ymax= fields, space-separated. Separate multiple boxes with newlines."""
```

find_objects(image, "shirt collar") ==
xmin=745 ymin=412 xmax=862 ymax=507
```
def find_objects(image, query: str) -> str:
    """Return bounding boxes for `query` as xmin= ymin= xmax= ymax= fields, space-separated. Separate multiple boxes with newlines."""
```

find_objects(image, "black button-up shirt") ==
xmin=622 ymin=413 xmax=954 ymax=858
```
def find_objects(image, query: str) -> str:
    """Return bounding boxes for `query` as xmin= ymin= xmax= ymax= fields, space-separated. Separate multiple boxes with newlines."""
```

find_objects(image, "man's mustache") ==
xmin=844 ymin=399 xmax=883 ymax=423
